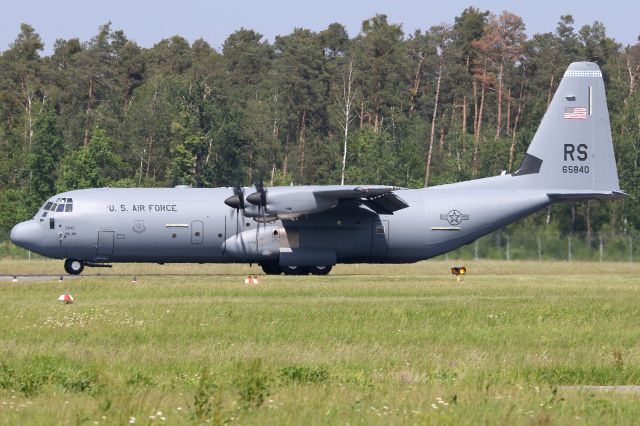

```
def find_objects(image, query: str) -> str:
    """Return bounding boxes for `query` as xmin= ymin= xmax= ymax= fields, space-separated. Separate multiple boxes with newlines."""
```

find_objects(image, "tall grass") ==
xmin=1 ymin=260 xmax=640 ymax=424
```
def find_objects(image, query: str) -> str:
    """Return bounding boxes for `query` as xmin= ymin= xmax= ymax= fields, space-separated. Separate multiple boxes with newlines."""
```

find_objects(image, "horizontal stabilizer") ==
xmin=547 ymin=190 xmax=628 ymax=201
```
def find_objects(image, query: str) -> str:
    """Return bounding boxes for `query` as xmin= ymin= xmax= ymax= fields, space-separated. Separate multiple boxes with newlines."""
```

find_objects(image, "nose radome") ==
xmin=10 ymin=220 xmax=41 ymax=251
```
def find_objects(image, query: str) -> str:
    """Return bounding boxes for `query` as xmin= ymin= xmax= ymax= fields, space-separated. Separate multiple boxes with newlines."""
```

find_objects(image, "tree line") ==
xmin=1 ymin=8 xmax=639 ymax=248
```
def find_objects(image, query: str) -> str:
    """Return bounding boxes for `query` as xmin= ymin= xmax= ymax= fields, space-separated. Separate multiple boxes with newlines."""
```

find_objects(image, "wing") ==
xmin=236 ymin=185 xmax=409 ymax=220
xmin=314 ymin=185 xmax=409 ymax=215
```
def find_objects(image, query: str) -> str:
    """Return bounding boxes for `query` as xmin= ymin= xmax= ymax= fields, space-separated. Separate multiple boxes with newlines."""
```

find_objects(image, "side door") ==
xmin=370 ymin=220 xmax=389 ymax=256
xmin=191 ymin=220 xmax=204 ymax=244
xmin=97 ymin=231 xmax=115 ymax=256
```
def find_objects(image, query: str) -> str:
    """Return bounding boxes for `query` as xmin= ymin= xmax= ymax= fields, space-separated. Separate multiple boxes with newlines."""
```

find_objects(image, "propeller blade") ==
xmin=234 ymin=186 xmax=245 ymax=210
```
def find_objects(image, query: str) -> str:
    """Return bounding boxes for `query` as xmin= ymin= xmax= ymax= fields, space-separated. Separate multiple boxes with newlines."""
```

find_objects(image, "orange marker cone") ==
xmin=58 ymin=292 xmax=74 ymax=304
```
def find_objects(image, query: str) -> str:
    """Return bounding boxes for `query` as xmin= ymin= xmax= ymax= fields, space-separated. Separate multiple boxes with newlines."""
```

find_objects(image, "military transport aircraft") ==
xmin=10 ymin=62 xmax=625 ymax=275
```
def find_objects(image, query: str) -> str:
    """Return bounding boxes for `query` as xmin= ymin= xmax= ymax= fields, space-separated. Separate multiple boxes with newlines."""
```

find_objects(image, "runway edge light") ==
xmin=451 ymin=266 xmax=466 ymax=282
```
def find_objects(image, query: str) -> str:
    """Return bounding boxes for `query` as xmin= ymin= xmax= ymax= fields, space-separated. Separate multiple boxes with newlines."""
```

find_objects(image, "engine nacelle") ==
xmin=223 ymin=227 xmax=280 ymax=261
xmin=246 ymin=188 xmax=338 ymax=219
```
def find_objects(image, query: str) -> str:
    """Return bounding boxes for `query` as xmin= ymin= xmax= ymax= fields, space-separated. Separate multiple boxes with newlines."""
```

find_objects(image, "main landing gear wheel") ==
xmin=309 ymin=265 xmax=332 ymax=275
xmin=281 ymin=265 xmax=309 ymax=275
xmin=261 ymin=263 xmax=281 ymax=275
xmin=64 ymin=259 xmax=84 ymax=275
xmin=260 ymin=264 xmax=333 ymax=276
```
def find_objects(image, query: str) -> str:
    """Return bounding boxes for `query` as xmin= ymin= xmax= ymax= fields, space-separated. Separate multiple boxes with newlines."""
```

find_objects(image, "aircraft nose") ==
xmin=10 ymin=220 xmax=41 ymax=251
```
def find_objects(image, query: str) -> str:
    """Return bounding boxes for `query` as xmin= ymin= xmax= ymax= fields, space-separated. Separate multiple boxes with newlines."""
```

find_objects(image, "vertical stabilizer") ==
xmin=513 ymin=62 xmax=622 ymax=196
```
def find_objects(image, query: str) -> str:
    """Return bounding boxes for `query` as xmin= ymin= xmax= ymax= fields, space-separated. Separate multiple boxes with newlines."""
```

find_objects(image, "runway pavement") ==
xmin=0 ymin=274 xmax=81 ymax=282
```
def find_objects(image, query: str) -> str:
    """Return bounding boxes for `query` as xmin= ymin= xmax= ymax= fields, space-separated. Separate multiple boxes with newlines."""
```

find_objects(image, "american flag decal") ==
xmin=564 ymin=107 xmax=588 ymax=120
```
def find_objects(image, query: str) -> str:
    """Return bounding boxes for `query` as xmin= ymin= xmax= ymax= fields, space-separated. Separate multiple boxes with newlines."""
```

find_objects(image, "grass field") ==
xmin=1 ymin=260 xmax=640 ymax=425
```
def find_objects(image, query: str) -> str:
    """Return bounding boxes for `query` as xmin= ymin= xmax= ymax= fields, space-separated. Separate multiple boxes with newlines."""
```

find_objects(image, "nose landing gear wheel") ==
xmin=64 ymin=259 xmax=84 ymax=275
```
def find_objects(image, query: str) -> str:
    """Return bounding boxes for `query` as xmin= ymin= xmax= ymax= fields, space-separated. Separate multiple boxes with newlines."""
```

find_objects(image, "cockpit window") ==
xmin=42 ymin=198 xmax=74 ymax=214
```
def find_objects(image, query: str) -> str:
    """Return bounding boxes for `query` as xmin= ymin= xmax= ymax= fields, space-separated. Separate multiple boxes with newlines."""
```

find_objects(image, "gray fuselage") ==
xmin=13 ymin=181 xmax=550 ymax=265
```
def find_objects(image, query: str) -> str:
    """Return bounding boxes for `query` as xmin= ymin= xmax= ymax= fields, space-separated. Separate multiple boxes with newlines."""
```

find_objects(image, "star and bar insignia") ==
xmin=440 ymin=210 xmax=470 ymax=226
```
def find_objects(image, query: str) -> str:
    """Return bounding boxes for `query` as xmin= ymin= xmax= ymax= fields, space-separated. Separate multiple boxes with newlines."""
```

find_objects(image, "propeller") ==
xmin=224 ymin=185 xmax=245 ymax=235
xmin=224 ymin=186 xmax=245 ymax=210
xmin=247 ymin=179 xmax=268 ymax=248
xmin=246 ymin=180 xmax=267 ymax=208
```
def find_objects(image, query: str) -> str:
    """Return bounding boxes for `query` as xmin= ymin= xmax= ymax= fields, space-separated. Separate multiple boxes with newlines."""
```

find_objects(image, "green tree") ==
xmin=272 ymin=28 xmax=330 ymax=182
xmin=355 ymin=15 xmax=407 ymax=133
xmin=0 ymin=23 xmax=45 ymax=188
xmin=57 ymin=126 xmax=124 ymax=191
xmin=25 ymin=102 xmax=63 ymax=211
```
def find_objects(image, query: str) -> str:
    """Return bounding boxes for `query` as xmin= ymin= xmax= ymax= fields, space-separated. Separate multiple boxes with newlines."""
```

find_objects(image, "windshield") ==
xmin=38 ymin=197 xmax=74 ymax=218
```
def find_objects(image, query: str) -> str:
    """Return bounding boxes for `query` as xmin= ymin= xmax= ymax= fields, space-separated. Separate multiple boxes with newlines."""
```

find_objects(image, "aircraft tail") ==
xmin=512 ymin=61 xmax=625 ymax=199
